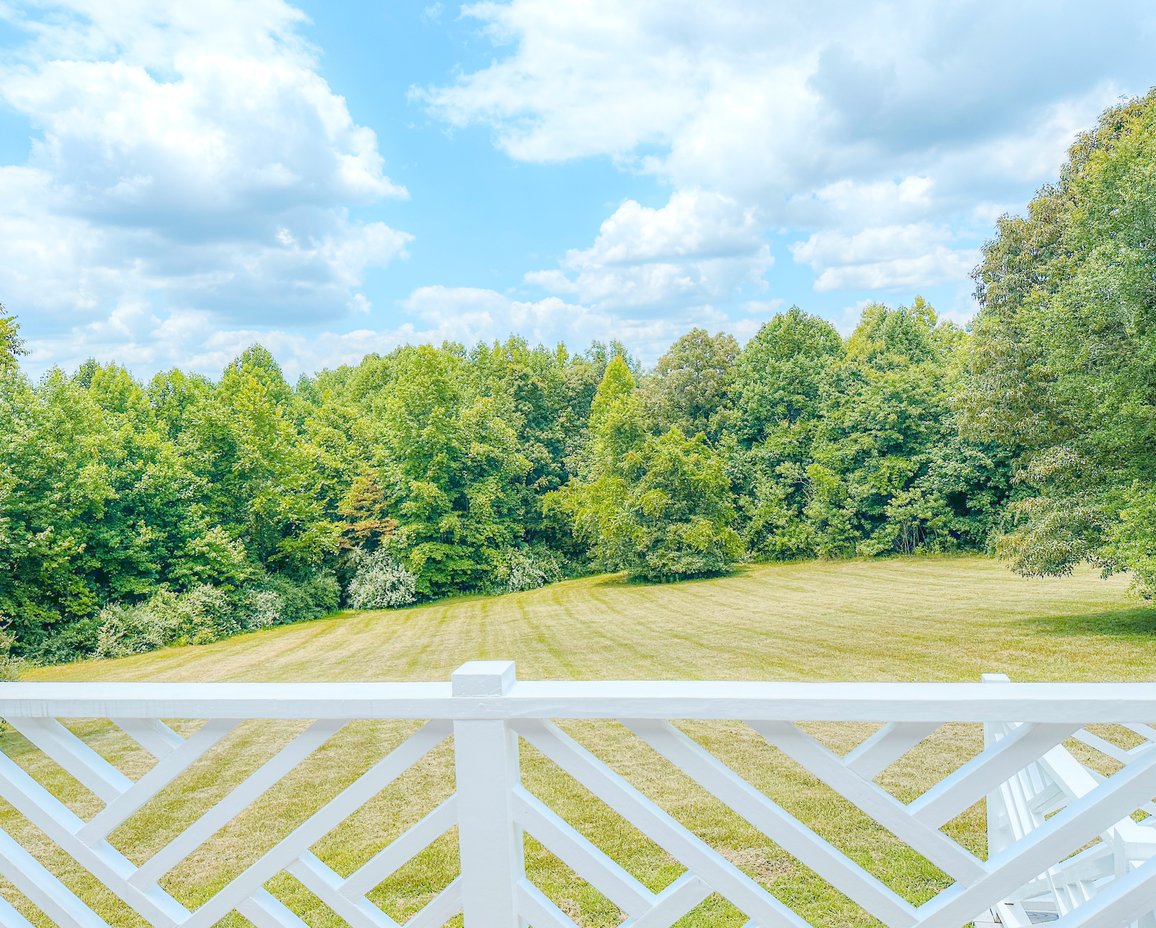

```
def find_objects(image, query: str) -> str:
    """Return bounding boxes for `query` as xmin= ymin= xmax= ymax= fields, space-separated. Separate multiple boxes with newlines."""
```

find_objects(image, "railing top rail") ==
xmin=3 ymin=679 xmax=1156 ymax=721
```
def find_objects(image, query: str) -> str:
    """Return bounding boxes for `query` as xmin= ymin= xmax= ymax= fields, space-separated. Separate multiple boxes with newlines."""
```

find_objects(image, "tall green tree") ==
xmin=637 ymin=328 xmax=738 ymax=439
xmin=962 ymin=89 xmax=1156 ymax=594
xmin=555 ymin=357 xmax=741 ymax=580
xmin=380 ymin=346 xmax=530 ymax=597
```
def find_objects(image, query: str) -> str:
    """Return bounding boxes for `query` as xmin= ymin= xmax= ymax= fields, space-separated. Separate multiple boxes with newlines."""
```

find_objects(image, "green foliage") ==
xmin=31 ymin=110 xmax=1156 ymax=664
xmin=555 ymin=362 xmax=743 ymax=581
xmin=0 ymin=310 xmax=27 ymax=372
xmin=637 ymin=328 xmax=738 ymax=439
xmin=963 ymin=88 xmax=1156 ymax=595
xmin=0 ymin=297 xmax=1025 ymax=659
xmin=733 ymin=306 xmax=844 ymax=443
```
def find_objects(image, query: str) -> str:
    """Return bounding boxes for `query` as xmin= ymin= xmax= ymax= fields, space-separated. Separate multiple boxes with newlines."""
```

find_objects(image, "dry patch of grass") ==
xmin=2 ymin=556 xmax=1151 ymax=927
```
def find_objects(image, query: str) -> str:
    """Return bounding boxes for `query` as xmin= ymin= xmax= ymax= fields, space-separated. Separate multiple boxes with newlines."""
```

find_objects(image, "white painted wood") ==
xmin=130 ymin=718 xmax=345 ymax=887
xmin=454 ymin=662 xmax=524 ymax=928
xmin=517 ymin=877 xmax=578 ymax=928
xmin=452 ymin=662 xmax=518 ymax=697
xmin=287 ymin=852 xmax=400 ymax=928
xmin=511 ymin=785 xmax=653 ymax=917
xmin=405 ymin=876 xmax=463 ymax=928
xmin=78 ymin=718 xmax=241 ymax=845
xmin=1046 ymin=853 xmax=1156 ymax=928
xmin=181 ymin=720 xmax=451 ymax=928
xmin=906 ymin=722 xmax=1079 ymax=827
xmin=6 ymin=679 xmax=1156 ymax=722
xmin=516 ymin=718 xmax=811 ymax=928
xmin=624 ymin=719 xmax=917 ymax=928
xmin=114 ymin=719 xmax=183 ymax=760
xmin=749 ymin=720 xmax=986 ymax=883
xmin=843 ymin=722 xmax=940 ymax=779
xmin=340 ymin=795 xmax=457 ymax=899
xmin=0 ymin=742 xmax=191 ymax=927
xmin=0 ymin=893 xmax=36 ymax=928
xmin=625 ymin=873 xmax=713 ymax=928
xmin=0 ymin=826 xmax=109 ymax=928
xmin=235 ymin=888 xmax=312 ymax=928
xmin=5 ymin=717 xmax=132 ymax=803
xmin=2 ymin=664 xmax=1156 ymax=927
xmin=916 ymin=743 xmax=1156 ymax=928
xmin=1073 ymin=730 xmax=1136 ymax=765
xmin=1126 ymin=724 xmax=1156 ymax=743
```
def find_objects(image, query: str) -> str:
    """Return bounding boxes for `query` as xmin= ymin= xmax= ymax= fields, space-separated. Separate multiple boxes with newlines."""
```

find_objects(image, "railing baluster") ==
xmin=452 ymin=661 xmax=524 ymax=928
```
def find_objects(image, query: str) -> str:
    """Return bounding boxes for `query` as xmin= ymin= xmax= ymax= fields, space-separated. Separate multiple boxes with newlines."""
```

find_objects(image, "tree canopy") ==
xmin=962 ymin=88 xmax=1156 ymax=595
xmin=3 ymin=89 xmax=1155 ymax=661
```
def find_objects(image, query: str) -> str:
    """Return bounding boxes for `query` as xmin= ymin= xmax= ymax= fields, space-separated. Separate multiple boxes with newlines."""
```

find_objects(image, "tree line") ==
xmin=0 ymin=89 xmax=1153 ymax=663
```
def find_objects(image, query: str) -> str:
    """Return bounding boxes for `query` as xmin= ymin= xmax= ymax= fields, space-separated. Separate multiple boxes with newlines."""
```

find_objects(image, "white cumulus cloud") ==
xmin=790 ymin=223 xmax=981 ymax=292
xmin=0 ymin=0 xmax=411 ymax=351
xmin=526 ymin=190 xmax=772 ymax=310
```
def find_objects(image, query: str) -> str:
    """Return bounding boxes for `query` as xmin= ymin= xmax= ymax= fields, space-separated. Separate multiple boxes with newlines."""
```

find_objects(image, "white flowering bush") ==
xmin=494 ymin=548 xmax=562 ymax=594
xmin=246 ymin=589 xmax=285 ymax=629
xmin=95 ymin=585 xmax=241 ymax=658
xmin=347 ymin=549 xmax=417 ymax=609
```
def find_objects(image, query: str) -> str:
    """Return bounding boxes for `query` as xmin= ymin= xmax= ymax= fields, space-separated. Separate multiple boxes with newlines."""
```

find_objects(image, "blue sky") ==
xmin=2 ymin=0 xmax=1155 ymax=378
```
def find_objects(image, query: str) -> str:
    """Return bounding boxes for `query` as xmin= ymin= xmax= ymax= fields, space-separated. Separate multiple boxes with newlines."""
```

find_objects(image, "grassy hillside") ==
xmin=7 ymin=557 xmax=1154 ymax=928
xmin=30 ymin=555 xmax=1155 ymax=685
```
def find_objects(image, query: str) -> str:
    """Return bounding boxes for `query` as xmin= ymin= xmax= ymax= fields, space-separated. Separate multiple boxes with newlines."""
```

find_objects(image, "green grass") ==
xmin=6 ymin=556 xmax=1155 ymax=927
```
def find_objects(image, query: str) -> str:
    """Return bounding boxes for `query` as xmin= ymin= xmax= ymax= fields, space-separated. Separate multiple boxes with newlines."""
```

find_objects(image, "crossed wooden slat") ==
xmin=509 ymin=719 xmax=1156 ymax=928
xmin=6 ymin=713 xmax=1156 ymax=928
xmin=0 ymin=717 xmax=460 ymax=928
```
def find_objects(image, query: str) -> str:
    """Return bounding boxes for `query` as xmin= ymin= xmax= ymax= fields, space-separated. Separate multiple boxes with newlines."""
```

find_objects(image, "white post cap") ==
xmin=452 ymin=661 xmax=517 ymax=696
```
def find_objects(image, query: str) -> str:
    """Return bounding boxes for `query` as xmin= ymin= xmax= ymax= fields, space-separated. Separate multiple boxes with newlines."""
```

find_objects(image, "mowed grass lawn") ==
xmin=6 ymin=556 xmax=1156 ymax=928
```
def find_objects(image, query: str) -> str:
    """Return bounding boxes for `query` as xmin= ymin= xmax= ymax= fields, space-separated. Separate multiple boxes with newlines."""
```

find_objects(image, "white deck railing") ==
xmin=0 ymin=662 xmax=1154 ymax=928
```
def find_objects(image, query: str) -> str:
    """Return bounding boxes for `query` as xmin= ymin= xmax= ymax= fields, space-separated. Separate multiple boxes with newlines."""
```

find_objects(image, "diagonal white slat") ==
xmin=0 ymin=747 xmax=190 ymax=928
xmin=0 ymin=893 xmax=35 ymax=928
xmin=1073 ymin=730 xmax=1135 ymax=765
xmin=517 ymin=877 xmax=579 ymax=928
xmin=511 ymin=785 xmax=654 ymax=918
xmin=78 ymin=718 xmax=242 ymax=845
xmin=914 ymin=739 xmax=1156 ymax=928
xmin=235 ymin=888 xmax=311 ymax=928
xmin=1042 ymin=852 xmax=1156 ymax=928
xmin=906 ymin=722 xmax=1080 ymax=828
xmin=288 ymin=852 xmax=400 ymax=928
xmin=340 ymin=795 xmax=457 ymax=899
xmin=1126 ymin=724 xmax=1156 ymax=744
xmin=5 ymin=718 xmax=132 ymax=804
xmin=114 ymin=720 xmax=183 ymax=761
xmin=844 ymin=722 xmax=941 ymax=780
xmin=750 ymin=720 xmax=985 ymax=884
xmin=625 ymin=719 xmax=917 ymax=928
xmin=0 ymin=826 xmax=110 ymax=928
xmin=180 ymin=719 xmax=452 ymax=928
xmin=404 ymin=876 xmax=463 ymax=928
xmin=515 ymin=719 xmax=811 ymax=928
xmin=130 ymin=718 xmax=346 ymax=888
xmin=625 ymin=873 xmax=714 ymax=928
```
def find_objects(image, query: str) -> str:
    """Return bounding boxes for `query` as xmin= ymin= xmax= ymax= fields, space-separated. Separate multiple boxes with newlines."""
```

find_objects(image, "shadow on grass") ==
xmin=1023 ymin=605 xmax=1156 ymax=640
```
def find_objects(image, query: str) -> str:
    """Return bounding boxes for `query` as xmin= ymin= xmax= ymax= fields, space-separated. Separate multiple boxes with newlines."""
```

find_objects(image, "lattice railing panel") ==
xmin=1 ymin=664 xmax=1156 ymax=927
xmin=0 ymin=716 xmax=463 ymax=928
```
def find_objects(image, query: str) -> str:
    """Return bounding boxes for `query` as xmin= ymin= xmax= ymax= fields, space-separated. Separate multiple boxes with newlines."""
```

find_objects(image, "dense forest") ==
xmin=0 ymin=90 xmax=1153 ymax=664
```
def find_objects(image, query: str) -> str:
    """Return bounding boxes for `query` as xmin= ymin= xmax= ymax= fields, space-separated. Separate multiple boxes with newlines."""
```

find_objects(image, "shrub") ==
xmin=246 ymin=589 xmax=285 ymax=629
xmin=347 ymin=549 xmax=417 ymax=609
xmin=265 ymin=572 xmax=341 ymax=624
xmin=0 ymin=628 xmax=24 ymax=681
xmin=493 ymin=548 xmax=562 ymax=594
xmin=94 ymin=585 xmax=242 ymax=658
